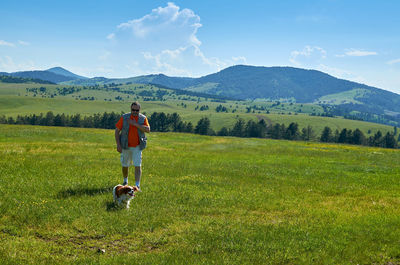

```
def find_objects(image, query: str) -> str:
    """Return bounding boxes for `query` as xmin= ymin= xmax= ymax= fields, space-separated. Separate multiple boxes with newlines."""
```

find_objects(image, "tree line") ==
xmin=0 ymin=111 xmax=397 ymax=149
xmin=320 ymin=126 xmax=398 ymax=148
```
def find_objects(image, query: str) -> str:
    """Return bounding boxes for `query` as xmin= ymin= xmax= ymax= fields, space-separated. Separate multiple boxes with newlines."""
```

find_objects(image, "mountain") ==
xmin=188 ymin=65 xmax=364 ymax=102
xmin=3 ymin=65 xmax=400 ymax=125
xmin=10 ymin=70 xmax=77 ymax=83
xmin=0 ymin=75 xmax=55 ymax=84
xmin=46 ymin=67 xmax=87 ymax=80
xmin=62 ymin=73 xmax=195 ymax=87
xmin=0 ymin=67 xmax=88 ymax=84
xmin=128 ymin=65 xmax=396 ymax=103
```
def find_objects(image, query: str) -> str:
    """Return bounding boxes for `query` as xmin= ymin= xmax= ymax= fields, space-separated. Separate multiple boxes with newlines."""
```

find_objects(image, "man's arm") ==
xmin=115 ymin=128 xmax=122 ymax=153
xmin=128 ymin=120 xmax=150 ymax=133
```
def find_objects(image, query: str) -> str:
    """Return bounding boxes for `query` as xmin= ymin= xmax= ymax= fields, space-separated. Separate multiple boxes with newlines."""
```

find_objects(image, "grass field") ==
xmin=0 ymin=81 xmax=397 ymax=137
xmin=1 ymin=124 xmax=400 ymax=264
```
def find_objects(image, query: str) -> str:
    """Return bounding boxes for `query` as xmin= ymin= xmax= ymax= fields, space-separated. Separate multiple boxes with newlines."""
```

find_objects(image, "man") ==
xmin=115 ymin=102 xmax=150 ymax=189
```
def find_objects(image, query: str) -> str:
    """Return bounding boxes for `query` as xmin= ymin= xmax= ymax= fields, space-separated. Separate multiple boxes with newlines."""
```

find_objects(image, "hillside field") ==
xmin=1 ymin=124 xmax=400 ymax=264
xmin=0 ymin=82 xmax=397 ymax=137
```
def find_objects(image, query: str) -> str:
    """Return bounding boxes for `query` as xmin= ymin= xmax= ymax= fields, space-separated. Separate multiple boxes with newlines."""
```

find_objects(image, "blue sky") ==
xmin=1 ymin=0 xmax=400 ymax=94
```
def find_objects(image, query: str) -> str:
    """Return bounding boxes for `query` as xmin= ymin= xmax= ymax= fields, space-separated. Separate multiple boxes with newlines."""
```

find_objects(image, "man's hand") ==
xmin=128 ymin=119 xmax=138 ymax=127
xmin=117 ymin=144 xmax=122 ymax=153
xmin=128 ymin=118 xmax=150 ymax=133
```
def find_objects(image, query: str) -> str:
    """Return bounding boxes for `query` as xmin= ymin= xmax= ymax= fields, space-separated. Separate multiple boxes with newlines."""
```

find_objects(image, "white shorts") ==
xmin=121 ymin=146 xmax=142 ymax=167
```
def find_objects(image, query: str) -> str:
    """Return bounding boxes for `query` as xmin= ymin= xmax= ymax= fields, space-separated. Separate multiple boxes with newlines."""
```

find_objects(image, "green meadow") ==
xmin=1 ymin=124 xmax=400 ymax=264
xmin=0 ymin=82 xmax=396 ymax=136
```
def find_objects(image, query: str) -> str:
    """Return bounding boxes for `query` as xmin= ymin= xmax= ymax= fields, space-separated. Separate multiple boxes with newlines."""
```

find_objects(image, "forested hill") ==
xmin=1 ymin=70 xmax=74 ymax=83
xmin=185 ymin=65 xmax=371 ymax=102
xmin=129 ymin=65 xmax=400 ymax=118
xmin=139 ymin=65 xmax=398 ymax=104
xmin=0 ymin=75 xmax=55 ymax=84
xmin=3 ymin=65 xmax=400 ymax=121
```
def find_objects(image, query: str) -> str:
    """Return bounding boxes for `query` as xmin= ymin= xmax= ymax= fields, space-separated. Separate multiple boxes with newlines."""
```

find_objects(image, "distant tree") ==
xmin=7 ymin=117 xmax=15 ymax=124
xmin=383 ymin=132 xmax=397 ymax=148
xmin=195 ymin=117 xmax=212 ymax=135
xmin=269 ymin=123 xmax=286 ymax=139
xmin=333 ymin=129 xmax=340 ymax=142
xmin=82 ymin=115 xmax=94 ymax=128
xmin=338 ymin=129 xmax=348 ymax=143
xmin=257 ymin=119 xmax=267 ymax=138
xmin=45 ymin=111 xmax=55 ymax=126
xmin=245 ymin=120 xmax=266 ymax=138
xmin=0 ymin=115 xmax=6 ymax=124
xmin=71 ymin=114 xmax=81 ymax=127
xmin=199 ymin=105 xmax=209 ymax=111
xmin=54 ymin=113 xmax=66 ymax=127
xmin=301 ymin=125 xmax=315 ymax=141
xmin=231 ymin=118 xmax=246 ymax=137
xmin=285 ymin=122 xmax=300 ymax=140
xmin=28 ymin=114 xmax=40 ymax=125
xmin=184 ymin=122 xmax=194 ymax=133
xmin=320 ymin=126 xmax=333 ymax=142
xmin=217 ymin=127 xmax=229 ymax=136
xmin=352 ymin=129 xmax=366 ymax=145
xmin=346 ymin=129 xmax=353 ymax=144
xmin=216 ymin=105 xmax=228 ymax=113
xmin=168 ymin=113 xmax=181 ymax=132
xmin=149 ymin=112 xmax=169 ymax=132
xmin=371 ymin=131 xmax=383 ymax=147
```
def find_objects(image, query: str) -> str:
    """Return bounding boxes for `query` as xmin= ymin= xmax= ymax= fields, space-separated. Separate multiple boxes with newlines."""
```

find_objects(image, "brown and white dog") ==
xmin=112 ymin=185 xmax=139 ymax=208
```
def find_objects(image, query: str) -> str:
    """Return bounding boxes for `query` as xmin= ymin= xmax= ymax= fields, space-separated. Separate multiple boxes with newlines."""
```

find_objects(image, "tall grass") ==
xmin=1 ymin=124 xmax=400 ymax=264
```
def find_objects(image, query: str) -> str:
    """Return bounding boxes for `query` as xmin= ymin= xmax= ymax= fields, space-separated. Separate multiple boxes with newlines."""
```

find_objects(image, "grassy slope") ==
xmin=1 ymin=124 xmax=400 ymax=264
xmin=315 ymin=88 xmax=371 ymax=105
xmin=0 ymin=82 xmax=397 ymax=136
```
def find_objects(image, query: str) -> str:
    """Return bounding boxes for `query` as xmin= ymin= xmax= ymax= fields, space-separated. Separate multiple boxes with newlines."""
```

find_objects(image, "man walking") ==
xmin=115 ymin=102 xmax=150 ymax=189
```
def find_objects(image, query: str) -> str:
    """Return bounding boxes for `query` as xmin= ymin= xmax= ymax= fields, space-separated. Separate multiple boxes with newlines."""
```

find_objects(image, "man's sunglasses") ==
xmin=131 ymin=109 xmax=140 ymax=112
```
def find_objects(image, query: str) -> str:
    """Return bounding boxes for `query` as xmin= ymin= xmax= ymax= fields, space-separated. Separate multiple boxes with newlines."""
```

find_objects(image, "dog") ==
xmin=112 ymin=185 xmax=139 ymax=208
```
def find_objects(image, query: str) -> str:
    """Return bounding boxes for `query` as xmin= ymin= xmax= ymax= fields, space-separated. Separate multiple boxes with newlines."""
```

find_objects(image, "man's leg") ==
xmin=121 ymin=148 xmax=133 ymax=185
xmin=135 ymin=166 xmax=141 ymax=189
xmin=122 ymin=167 xmax=129 ymax=185
xmin=132 ymin=146 xmax=143 ymax=189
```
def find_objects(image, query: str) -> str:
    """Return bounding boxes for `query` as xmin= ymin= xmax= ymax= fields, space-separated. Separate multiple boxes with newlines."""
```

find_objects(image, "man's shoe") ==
xmin=123 ymin=180 xmax=128 ymax=186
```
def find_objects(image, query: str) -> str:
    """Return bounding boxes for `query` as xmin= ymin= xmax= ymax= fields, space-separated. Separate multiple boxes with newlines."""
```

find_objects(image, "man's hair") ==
xmin=131 ymin=101 xmax=141 ymax=109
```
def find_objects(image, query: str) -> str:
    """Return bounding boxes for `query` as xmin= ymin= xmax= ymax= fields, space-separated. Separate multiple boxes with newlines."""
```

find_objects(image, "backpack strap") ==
xmin=137 ymin=113 xmax=147 ymax=150
xmin=120 ymin=113 xmax=131 ymax=150
xmin=138 ymin=113 xmax=145 ymax=125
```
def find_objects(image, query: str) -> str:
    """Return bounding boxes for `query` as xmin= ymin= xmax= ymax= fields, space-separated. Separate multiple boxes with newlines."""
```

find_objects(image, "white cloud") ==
xmin=106 ymin=33 xmax=115 ymax=40
xmin=289 ymin=45 xmax=327 ymax=67
xmin=387 ymin=58 xmax=400 ymax=65
xmin=0 ymin=56 xmax=36 ymax=72
xmin=115 ymin=2 xmax=201 ymax=48
xmin=317 ymin=64 xmax=367 ymax=84
xmin=232 ymin=56 xmax=248 ymax=64
xmin=18 ymin=40 xmax=30 ymax=46
xmin=336 ymin=49 xmax=378 ymax=57
xmin=142 ymin=49 xmax=193 ymax=76
xmin=288 ymin=47 xmax=371 ymax=85
xmin=0 ymin=40 xmax=15 ymax=47
xmin=106 ymin=2 xmax=245 ymax=77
